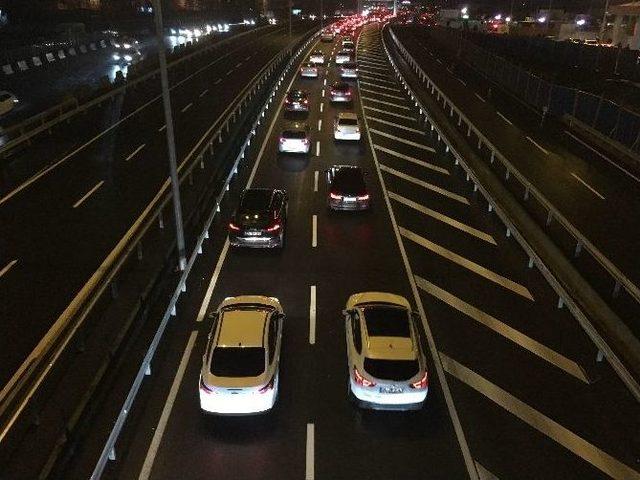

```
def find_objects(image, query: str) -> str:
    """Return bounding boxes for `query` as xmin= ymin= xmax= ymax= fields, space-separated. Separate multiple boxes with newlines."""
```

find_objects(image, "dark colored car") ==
xmin=326 ymin=165 xmax=370 ymax=211
xmin=330 ymin=82 xmax=353 ymax=103
xmin=229 ymin=188 xmax=288 ymax=248
xmin=285 ymin=90 xmax=310 ymax=112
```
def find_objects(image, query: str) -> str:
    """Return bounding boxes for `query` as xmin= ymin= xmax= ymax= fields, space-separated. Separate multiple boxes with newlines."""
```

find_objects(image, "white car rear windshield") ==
xmin=211 ymin=347 xmax=265 ymax=377
xmin=364 ymin=358 xmax=419 ymax=381
xmin=339 ymin=118 xmax=358 ymax=126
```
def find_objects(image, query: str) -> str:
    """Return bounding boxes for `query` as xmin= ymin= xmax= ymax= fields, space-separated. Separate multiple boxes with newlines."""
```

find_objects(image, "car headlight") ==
xmin=112 ymin=53 xmax=121 ymax=60
xmin=114 ymin=42 xmax=121 ymax=48
xmin=123 ymin=43 xmax=131 ymax=49
xmin=124 ymin=54 xmax=133 ymax=62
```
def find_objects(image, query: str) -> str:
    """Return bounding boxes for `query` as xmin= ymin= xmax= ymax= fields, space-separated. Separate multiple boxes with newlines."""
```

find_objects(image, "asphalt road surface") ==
xmin=98 ymin=23 xmax=640 ymax=480
xmin=0 ymin=24 xmax=312 ymax=390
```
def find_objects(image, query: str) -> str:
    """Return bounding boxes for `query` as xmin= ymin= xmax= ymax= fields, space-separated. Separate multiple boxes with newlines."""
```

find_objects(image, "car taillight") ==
xmin=357 ymin=194 xmax=369 ymax=201
xmin=345 ymin=90 xmax=352 ymax=96
xmin=330 ymin=192 xmax=342 ymax=200
xmin=199 ymin=376 xmax=217 ymax=393
xmin=229 ymin=222 xmax=241 ymax=231
xmin=353 ymin=366 xmax=376 ymax=387
xmin=258 ymin=375 xmax=275 ymax=393
xmin=303 ymin=138 xmax=310 ymax=144
xmin=303 ymin=99 xmax=308 ymax=104
xmin=266 ymin=222 xmax=281 ymax=232
xmin=279 ymin=137 xmax=286 ymax=143
xmin=410 ymin=371 xmax=428 ymax=389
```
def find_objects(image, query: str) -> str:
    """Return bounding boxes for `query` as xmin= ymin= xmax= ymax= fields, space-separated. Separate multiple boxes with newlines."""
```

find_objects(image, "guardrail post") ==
xmin=596 ymin=350 xmax=604 ymax=362
xmin=490 ymin=151 xmax=495 ymax=164
xmin=477 ymin=138 xmax=482 ymax=149
xmin=506 ymin=228 xmax=511 ymax=238
xmin=137 ymin=243 xmax=143 ymax=261
xmin=218 ymin=132 xmax=223 ymax=143
xmin=145 ymin=364 xmax=151 ymax=376
xmin=524 ymin=187 xmax=530 ymax=200
xmin=612 ymin=281 xmax=621 ymax=298
xmin=200 ymin=156 xmax=204 ymax=170
xmin=108 ymin=447 xmax=116 ymax=461
xmin=505 ymin=169 xmax=510 ymax=180
xmin=574 ymin=242 xmax=582 ymax=258
xmin=110 ymin=281 xmax=118 ymax=299
xmin=488 ymin=204 xmax=493 ymax=212
xmin=528 ymin=257 xmax=535 ymax=268
xmin=546 ymin=211 xmax=553 ymax=226
xmin=467 ymin=125 xmax=471 ymax=137
xmin=158 ymin=211 xmax=164 ymax=229
xmin=557 ymin=297 xmax=564 ymax=308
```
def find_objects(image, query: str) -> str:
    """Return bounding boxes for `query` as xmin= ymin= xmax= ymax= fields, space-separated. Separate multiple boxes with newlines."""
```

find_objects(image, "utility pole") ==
xmin=152 ymin=0 xmax=187 ymax=271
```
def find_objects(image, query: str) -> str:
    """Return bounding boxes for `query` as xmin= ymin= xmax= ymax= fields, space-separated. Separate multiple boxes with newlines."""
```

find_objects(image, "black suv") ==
xmin=326 ymin=165 xmax=370 ymax=211
xmin=228 ymin=188 xmax=288 ymax=248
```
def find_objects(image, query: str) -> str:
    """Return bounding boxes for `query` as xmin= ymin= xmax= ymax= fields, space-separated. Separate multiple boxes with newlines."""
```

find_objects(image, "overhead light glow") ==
xmin=537 ymin=16 xmax=546 ymax=23
xmin=576 ymin=19 xmax=586 ymax=26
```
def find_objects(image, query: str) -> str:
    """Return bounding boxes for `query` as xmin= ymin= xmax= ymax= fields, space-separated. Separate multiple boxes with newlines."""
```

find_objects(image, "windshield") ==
xmin=240 ymin=190 xmax=272 ymax=210
xmin=211 ymin=347 xmax=265 ymax=377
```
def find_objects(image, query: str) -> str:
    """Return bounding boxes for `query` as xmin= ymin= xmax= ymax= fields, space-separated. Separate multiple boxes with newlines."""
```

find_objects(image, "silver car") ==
xmin=300 ymin=62 xmax=319 ymax=78
xmin=309 ymin=50 xmax=325 ymax=64
xmin=334 ymin=112 xmax=361 ymax=141
xmin=278 ymin=123 xmax=311 ymax=154
xmin=339 ymin=62 xmax=358 ymax=79
xmin=335 ymin=50 xmax=352 ymax=64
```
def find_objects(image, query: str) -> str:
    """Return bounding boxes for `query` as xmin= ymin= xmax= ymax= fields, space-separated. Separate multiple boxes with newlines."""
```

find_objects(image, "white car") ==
xmin=335 ymin=50 xmax=352 ymax=64
xmin=344 ymin=292 xmax=428 ymax=410
xmin=309 ymin=51 xmax=325 ymax=64
xmin=342 ymin=41 xmax=355 ymax=52
xmin=0 ymin=91 xmax=18 ymax=116
xmin=334 ymin=112 xmax=361 ymax=140
xmin=199 ymin=296 xmax=284 ymax=415
xmin=300 ymin=62 xmax=319 ymax=78
xmin=339 ymin=62 xmax=358 ymax=79
xmin=321 ymin=32 xmax=335 ymax=42
xmin=278 ymin=123 xmax=311 ymax=154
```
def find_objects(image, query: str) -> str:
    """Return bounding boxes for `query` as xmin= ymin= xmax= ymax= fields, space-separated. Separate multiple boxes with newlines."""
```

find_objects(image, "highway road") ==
xmin=391 ymin=26 xmax=640 ymax=296
xmin=92 ymin=22 xmax=640 ymax=480
xmin=0 ymin=24 xmax=313 ymax=391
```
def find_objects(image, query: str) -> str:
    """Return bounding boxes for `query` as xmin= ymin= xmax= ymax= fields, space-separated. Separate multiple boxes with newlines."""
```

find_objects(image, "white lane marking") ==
xmin=359 ymin=58 xmax=388 ymax=67
xmin=196 ymin=240 xmax=229 ymax=322
xmin=323 ymin=78 xmax=327 ymax=86
xmin=181 ymin=102 xmax=193 ymax=113
xmin=72 ymin=180 xmax=104 ymax=209
xmin=367 ymin=116 xmax=424 ymax=135
xmin=475 ymin=462 xmax=499 ymax=480
xmin=360 ymin=73 xmax=396 ymax=84
xmin=320 ymin=102 xmax=324 ymax=113
xmin=125 ymin=143 xmax=146 ymax=162
xmin=306 ymin=423 xmax=315 ymax=480
xmin=312 ymin=215 xmax=317 ymax=247
xmin=358 ymin=63 xmax=388 ymax=72
xmin=570 ymin=172 xmax=606 ymax=200
xmin=321 ymin=89 xmax=325 ymax=97
xmin=317 ymin=119 xmax=322 ymax=131
xmin=235 ymin=62 xmax=243 ymax=68
xmin=359 ymin=80 xmax=400 ymax=92
xmin=526 ymin=136 xmax=550 ymax=155
xmin=245 ymin=55 xmax=251 ymax=61
xmin=458 ymin=78 xmax=467 ymax=87
xmin=158 ymin=124 xmax=167 ymax=132
xmin=380 ymin=164 xmax=468 ymax=204
xmin=497 ymin=111 xmax=513 ymax=125
xmin=138 ymin=330 xmax=198 ymax=480
xmin=309 ymin=286 xmax=316 ymax=345
xmin=400 ymin=227 xmax=533 ymax=300
xmin=436 ymin=58 xmax=443 ymax=64
xmin=315 ymin=141 xmax=320 ymax=157
xmin=199 ymin=89 xmax=209 ymax=98
xmin=214 ymin=78 xmax=222 ymax=84
xmin=374 ymin=145 xmax=447 ymax=174
xmin=358 ymin=75 xmax=479 ymax=479
xmin=361 ymin=96 xmax=410 ymax=110
xmin=370 ymin=129 xmax=435 ymax=152
xmin=359 ymin=87 xmax=405 ymax=100
xmin=389 ymin=191 xmax=494 ymax=243
xmin=564 ymin=130 xmax=640 ymax=184
xmin=475 ymin=93 xmax=486 ymax=102
xmin=364 ymin=106 xmax=416 ymax=121
xmin=440 ymin=353 xmax=640 ymax=480
xmin=314 ymin=170 xmax=319 ymax=192
xmin=417 ymin=276 xmax=588 ymax=382
xmin=225 ymin=69 xmax=233 ymax=76
xmin=0 ymin=259 xmax=18 ymax=279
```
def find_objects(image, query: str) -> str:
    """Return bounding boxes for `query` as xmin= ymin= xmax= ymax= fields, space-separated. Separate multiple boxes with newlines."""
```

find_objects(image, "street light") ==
xmin=494 ymin=14 xmax=502 ymax=20
xmin=576 ymin=18 xmax=586 ymax=26
xmin=537 ymin=16 xmax=547 ymax=23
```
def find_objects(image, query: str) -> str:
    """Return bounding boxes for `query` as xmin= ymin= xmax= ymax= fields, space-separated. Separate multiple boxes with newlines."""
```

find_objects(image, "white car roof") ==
xmin=338 ymin=112 xmax=358 ymax=120
xmin=217 ymin=309 xmax=267 ymax=347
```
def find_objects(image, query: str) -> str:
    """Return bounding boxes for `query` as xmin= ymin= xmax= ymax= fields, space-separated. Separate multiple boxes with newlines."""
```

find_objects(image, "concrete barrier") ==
xmin=17 ymin=61 xmax=28 ymax=71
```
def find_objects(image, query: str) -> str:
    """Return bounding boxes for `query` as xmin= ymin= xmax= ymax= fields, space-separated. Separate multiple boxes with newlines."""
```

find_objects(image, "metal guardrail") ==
xmin=384 ymin=26 xmax=640 ymax=401
xmin=0 ymin=25 xmax=271 ymax=155
xmin=90 ymin=29 xmax=320 ymax=479
xmin=0 ymin=26 xmax=317 ymax=453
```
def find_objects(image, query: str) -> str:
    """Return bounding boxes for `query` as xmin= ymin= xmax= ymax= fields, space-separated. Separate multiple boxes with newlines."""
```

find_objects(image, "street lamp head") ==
xmin=537 ymin=16 xmax=546 ymax=23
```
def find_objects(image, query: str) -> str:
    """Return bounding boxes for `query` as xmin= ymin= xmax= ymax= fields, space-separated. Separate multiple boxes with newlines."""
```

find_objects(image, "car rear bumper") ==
xmin=340 ymin=72 xmax=358 ymax=79
xmin=301 ymin=71 xmax=318 ymax=77
xmin=284 ymin=104 xmax=309 ymax=112
xmin=334 ymin=131 xmax=361 ymax=141
xmin=329 ymin=198 xmax=369 ymax=210
xmin=229 ymin=233 xmax=283 ymax=248
xmin=330 ymin=95 xmax=352 ymax=102
xmin=278 ymin=142 xmax=310 ymax=153
xmin=350 ymin=379 xmax=427 ymax=410
xmin=200 ymin=386 xmax=277 ymax=415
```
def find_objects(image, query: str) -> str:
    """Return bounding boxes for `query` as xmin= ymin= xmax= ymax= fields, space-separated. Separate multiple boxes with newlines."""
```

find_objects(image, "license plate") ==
xmin=344 ymin=197 xmax=356 ymax=202
xmin=245 ymin=231 xmax=261 ymax=236
xmin=380 ymin=386 xmax=403 ymax=394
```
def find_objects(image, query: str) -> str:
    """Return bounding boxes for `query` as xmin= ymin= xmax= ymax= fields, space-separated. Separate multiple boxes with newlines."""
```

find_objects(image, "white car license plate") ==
xmin=380 ymin=386 xmax=403 ymax=394
xmin=344 ymin=197 xmax=356 ymax=202
xmin=246 ymin=231 xmax=261 ymax=236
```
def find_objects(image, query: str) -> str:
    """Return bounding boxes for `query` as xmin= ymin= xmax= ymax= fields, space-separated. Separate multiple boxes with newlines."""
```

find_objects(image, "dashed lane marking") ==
xmin=401 ymin=227 xmax=533 ymax=300
xmin=309 ymin=286 xmax=317 ymax=345
xmin=235 ymin=62 xmax=243 ymax=68
xmin=361 ymin=96 xmax=410 ymax=110
xmin=306 ymin=423 xmax=315 ymax=480
xmin=440 ymin=353 xmax=640 ymax=480
xmin=72 ymin=180 xmax=104 ymax=209
xmin=314 ymin=170 xmax=319 ymax=192
xmin=570 ymin=172 xmax=606 ymax=200
xmin=320 ymin=102 xmax=324 ymax=113
xmin=0 ymin=259 xmax=18 ymax=280
xmin=374 ymin=145 xmax=447 ymax=174
xmin=380 ymin=164 xmax=469 ymax=204
xmin=367 ymin=116 xmax=425 ymax=135
xmin=417 ymin=277 xmax=588 ymax=382
xmin=317 ymin=119 xmax=322 ymax=131
xmin=225 ymin=69 xmax=233 ymax=76
xmin=388 ymin=191 xmax=495 ymax=243
xmin=125 ymin=143 xmax=146 ymax=161
xmin=315 ymin=141 xmax=320 ymax=157
xmin=364 ymin=105 xmax=416 ymax=121
xmin=359 ymin=88 xmax=405 ymax=100
xmin=370 ymin=128 xmax=435 ymax=151
xmin=312 ymin=215 xmax=318 ymax=247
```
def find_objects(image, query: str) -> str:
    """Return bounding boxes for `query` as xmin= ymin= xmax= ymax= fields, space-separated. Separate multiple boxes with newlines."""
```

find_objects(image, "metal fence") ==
xmin=429 ymin=28 xmax=640 ymax=151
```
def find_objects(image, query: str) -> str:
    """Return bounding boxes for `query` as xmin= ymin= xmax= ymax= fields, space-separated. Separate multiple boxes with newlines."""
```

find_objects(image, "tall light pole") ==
xmin=152 ymin=0 xmax=187 ymax=271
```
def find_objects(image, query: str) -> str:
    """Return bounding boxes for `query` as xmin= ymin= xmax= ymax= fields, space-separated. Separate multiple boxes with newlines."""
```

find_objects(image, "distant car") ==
xmin=330 ymin=82 xmax=353 ymax=103
xmin=342 ymin=41 xmax=355 ymax=52
xmin=309 ymin=50 xmax=325 ymax=64
xmin=342 ymin=37 xmax=354 ymax=45
xmin=228 ymin=188 xmax=288 ymax=248
xmin=327 ymin=165 xmax=370 ymax=210
xmin=344 ymin=292 xmax=428 ymax=410
xmin=278 ymin=122 xmax=311 ymax=154
xmin=0 ymin=91 xmax=18 ymax=116
xmin=300 ymin=62 xmax=319 ymax=78
xmin=333 ymin=112 xmax=361 ymax=141
xmin=199 ymin=295 xmax=284 ymax=415
xmin=335 ymin=50 xmax=353 ymax=64
xmin=339 ymin=62 xmax=358 ymax=79
xmin=321 ymin=31 xmax=335 ymax=42
xmin=112 ymin=48 xmax=143 ymax=65
xmin=285 ymin=90 xmax=310 ymax=112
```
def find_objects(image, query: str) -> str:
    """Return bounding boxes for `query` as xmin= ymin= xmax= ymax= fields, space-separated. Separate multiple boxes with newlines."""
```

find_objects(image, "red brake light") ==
xmin=410 ymin=371 xmax=428 ymax=389
xmin=357 ymin=194 xmax=369 ymax=201
xmin=258 ymin=375 xmax=275 ymax=393
xmin=353 ymin=366 xmax=376 ymax=387
xmin=266 ymin=222 xmax=282 ymax=232
xmin=303 ymin=99 xmax=308 ymax=104
xmin=229 ymin=222 xmax=240 ymax=231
